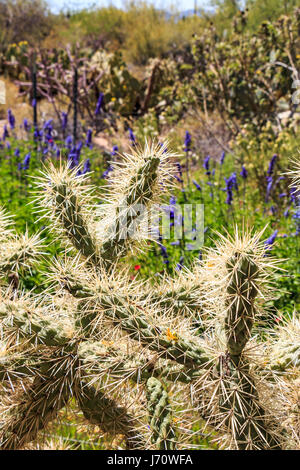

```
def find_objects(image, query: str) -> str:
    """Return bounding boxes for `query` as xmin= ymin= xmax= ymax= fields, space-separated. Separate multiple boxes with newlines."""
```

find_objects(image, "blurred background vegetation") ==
xmin=0 ymin=0 xmax=299 ymax=65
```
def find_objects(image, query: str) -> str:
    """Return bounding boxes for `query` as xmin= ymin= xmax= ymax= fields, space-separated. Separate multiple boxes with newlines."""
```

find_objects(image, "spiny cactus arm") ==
xmin=35 ymin=162 xmax=101 ymax=266
xmin=224 ymin=252 xmax=259 ymax=358
xmin=58 ymin=272 xmax=212 ymax=370
xmin=75 ymin=293 xmax=212 ymax=369
xmin=219 ymin=241 xmax=282 ymax=449
xmin=99 ymin=156 xmax=160 ymax=265
xmin=0 ymin=232 xmax=43 ymax=287
xmin=0 ymin=353 xmax=77 ymax=449
xmin=268 ymin=314 xmax=300 ymax=372
xmin=75 ymin=382 xmax=145 ymax=450
xmin=0 ymin=353 xmax=40 ymax=382
xmin=0 ymin=300 xmax=74 ymax=348
xmin=217 ymin=358 xmax=282 ymax=449
xmin=146 ymin=377 xmax=177 ymax=450
xmin=78 ymin=341 xmax=157 ymax=384
xmin=139 ymin=280 xmax=203 ymax=320
xmin=97 ymin=141 xmax=177 ymax=267
xmin=78 ymin=341 xmax=203 ymax=386
xmin=269 ymin=344 xmax=300 ymax=372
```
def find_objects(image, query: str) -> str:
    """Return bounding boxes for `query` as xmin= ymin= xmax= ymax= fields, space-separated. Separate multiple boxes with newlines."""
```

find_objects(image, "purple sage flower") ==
xmin=267 ymin=154 xmax=277 ymax=177
xmin=95 ymin=93 xmax=104 ymax=115
xmin=129 ymin=128 xmax=136 ymax=146
xmin=8 ymin=109 xmax=15 ymax=130
xmin=23 ymin=118 xmax=31 ymax=132
xmin=203 ymin=156 xmax=210 ymax=175
xmin=85 ymin=129 xmax=93 ymax=148
xmin=264 ymin=230 xmax=278 ymax=251
xmin=192 ymin=180 xmax=201 ymax=191
xmin=62 ymin=112 xmax=68 ymax=131
xmin=240 ymin=165 xmax=248 ymax=179
xmin=22 ymin=152 xmax=31 ymax=171
xmin=184 ymin=131 xmax=191 ymax=152
xmin=82 ymin=158 xmax=91 ymax=174
xmin=111 ymin=145 xmax=118 ymax=156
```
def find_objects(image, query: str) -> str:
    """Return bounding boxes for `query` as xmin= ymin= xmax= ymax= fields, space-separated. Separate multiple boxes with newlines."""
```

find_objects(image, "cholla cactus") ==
xmin=0 ymin=142 xmax=299 ymax=450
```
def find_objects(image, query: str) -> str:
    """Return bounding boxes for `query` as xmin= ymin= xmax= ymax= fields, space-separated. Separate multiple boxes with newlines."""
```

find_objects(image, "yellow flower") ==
xmin=111 ymin=97 xmax=116 ymax=102
xmin=166 ymin=328 xmax=178 ymax=342
xmin=101 ymin=340 xmax=114 ymax=347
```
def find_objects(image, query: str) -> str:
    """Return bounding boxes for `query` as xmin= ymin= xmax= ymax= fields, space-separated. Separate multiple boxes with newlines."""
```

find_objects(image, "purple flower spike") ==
xmin=95 ymin=93 xmax=104 ymax=115
xmin=264 ymin=230 xmax=278 ymax=251
xmin=192 ymin=180 xmax=202 ymax=191
xmin=267 ymin=154 xmax=277 ymax=177
xmin=62 ymin=112 xmax=68 ymax=131
xmin=23 ymin=118 xmax=31 ymax=132
xmin=111 ymin=145 xmax=118 ymax=156
xmin=8 ymin=109 xmax=15 ymax=130
xmin=184 ymin=131 xmax=191 ymax=152
xmin=203 ymin=156 xmax=210 ymax=175
xmin=22 ymin=152 xmax=31 ymax=171
xmin=129 ymin=128 xmax=136 ymax=145
xmin=82 ymin=158 xmax=91 ymax=174
xmin=85 ymin=129 xmax=93 ymax=148
xmin=3 ymin=125 xmax=9 ymax=140
xmin=240 ymin=165 xmax=248 ymax=179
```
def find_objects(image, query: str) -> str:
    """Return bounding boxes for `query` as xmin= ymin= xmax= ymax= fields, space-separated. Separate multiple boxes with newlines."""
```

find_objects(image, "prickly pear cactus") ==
xmin=0 ymin=144 xmax=299 ymax=450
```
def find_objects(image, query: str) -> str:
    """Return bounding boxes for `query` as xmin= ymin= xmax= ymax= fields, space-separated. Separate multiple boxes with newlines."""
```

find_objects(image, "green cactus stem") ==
xmin=76 ymin=382 xmax=144 ymax=450
xmin=146 ymin=377 xmax=177 ymax=450
xmin=52 ymin=182 xmax=101 ymax=266
xmin=0 ymin=353 xmax=77 ymax=449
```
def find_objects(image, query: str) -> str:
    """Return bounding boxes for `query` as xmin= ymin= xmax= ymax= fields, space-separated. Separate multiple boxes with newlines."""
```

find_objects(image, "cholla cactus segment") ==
xmin=103 ymin=140 xmax=177 ymax=205
xmin=269 ymin=313 xmax=300 ymax=371
xmin=50 ymin=260 xmax=213 ymax=369
xmin=0 ymin=349 xmax=40 ymax=383
xmin=217 ymin=358 xmax=282 ymax=450
xmin=0 ymin=296 xmax=75 ymax=348
xmin=146 ymin=377 xmax=177 ymax=450
xmin=224 ymin=252 xmax=260 ymax=357
xmin=281 ymin=377 xmax=300 ymax=447
xmin=0 ymin=352 xmax=78 ymax=449
xmin=75 ymin=287 xmax=212 ymax=369
xmin=34 ymin=162 xmax=101 ymax=266
xmin=0 ymin=232 xmax=43 ymax=281
xmin=200 ymin=227 xmax=280 ymax=330
xmin=78 ymin=340 xmax=157 ymax=385
xmin=76 ymin=382 xmax=144 ymax=450
xmin=141 ymin=270 xmax=204 ymax=322
xmin=97 ymin=140 xmax=178 ymax=266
